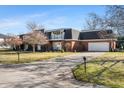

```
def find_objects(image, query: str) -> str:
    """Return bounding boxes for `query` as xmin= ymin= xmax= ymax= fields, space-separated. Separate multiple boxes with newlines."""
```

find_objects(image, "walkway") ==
xmin=0 ymin=52 xmax=105 ymax=88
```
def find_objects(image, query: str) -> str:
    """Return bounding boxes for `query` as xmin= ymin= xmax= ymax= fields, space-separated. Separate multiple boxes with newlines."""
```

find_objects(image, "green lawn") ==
xmin=0 ymin=48 xmax=74 ymax=64
xmin=93 ymin=52 xmax=124 ymax=62
xmin=73 ymin=52 xmax=124 ymax=88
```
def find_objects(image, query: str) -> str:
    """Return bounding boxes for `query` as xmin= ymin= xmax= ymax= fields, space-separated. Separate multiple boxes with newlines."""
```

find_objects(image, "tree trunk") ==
xmin=32 ymin=44 xmax=35 ymax=52
xmin=13 ymin=44 xmax=16 ymax=50
xmin=19 ymin=45 xmax=21 ymax=51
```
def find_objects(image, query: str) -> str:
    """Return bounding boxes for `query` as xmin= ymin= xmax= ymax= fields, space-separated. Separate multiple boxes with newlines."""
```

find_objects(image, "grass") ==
xmin=73 ymin=52 xmax=124 ymax=88
xmin=93 ymin=52 xmax=124 ymax=62
xmin=0 ymin=48 xmax=75 ymax=64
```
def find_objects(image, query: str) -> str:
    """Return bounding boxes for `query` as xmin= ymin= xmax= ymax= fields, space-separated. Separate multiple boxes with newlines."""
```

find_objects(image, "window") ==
xmin=53 ymin=42 xmax=62 ymax=50
xmin=51 ymin=31 xmax=64 ymax=39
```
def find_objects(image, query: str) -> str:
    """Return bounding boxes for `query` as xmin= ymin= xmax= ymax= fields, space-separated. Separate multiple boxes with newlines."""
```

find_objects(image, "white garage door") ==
xmin=88 ymin=42 xmax=109 ymax=51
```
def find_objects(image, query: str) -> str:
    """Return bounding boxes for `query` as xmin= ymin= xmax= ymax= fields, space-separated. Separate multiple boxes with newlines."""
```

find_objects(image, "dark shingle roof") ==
xmin=45 ymin=28 xmax=79 ymax=32
xmin=79 ymin=30 xmax=114 ymax=40
xmin=19 ymin=29 xmax=115 ymax=40
xmin=45 ymin=28 xmax=80 ymax=40
xmin=0 ymin=33 xmax=8 ymax=38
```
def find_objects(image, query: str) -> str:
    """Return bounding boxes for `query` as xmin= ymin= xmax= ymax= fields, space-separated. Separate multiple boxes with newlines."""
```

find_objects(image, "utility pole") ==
xmin=17 ymin=51 xmax=20 ymax=63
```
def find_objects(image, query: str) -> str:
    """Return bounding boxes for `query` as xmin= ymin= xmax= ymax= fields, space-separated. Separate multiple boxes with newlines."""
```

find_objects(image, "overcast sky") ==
xmin=0 ymin=5 xmax=106 ymax=35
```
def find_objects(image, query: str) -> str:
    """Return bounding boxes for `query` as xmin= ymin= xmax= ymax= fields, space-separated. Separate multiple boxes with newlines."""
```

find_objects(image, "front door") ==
xmin=52 ymin=42 xmax=62 ymax=50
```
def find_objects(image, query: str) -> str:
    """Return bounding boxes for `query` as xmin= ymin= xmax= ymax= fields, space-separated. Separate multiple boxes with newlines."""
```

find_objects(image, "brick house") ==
xmin=20 ymin=28 xmax=117 ymax=52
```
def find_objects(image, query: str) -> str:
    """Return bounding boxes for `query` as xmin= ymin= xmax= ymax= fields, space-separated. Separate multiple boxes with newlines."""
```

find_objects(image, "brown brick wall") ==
xmin=49 ymin=40 xmax=116 ymax=52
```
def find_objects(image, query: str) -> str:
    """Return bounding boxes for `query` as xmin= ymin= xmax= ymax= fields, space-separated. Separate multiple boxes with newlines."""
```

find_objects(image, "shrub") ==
xmin=61 ymin=49 xmax=65 ymax=53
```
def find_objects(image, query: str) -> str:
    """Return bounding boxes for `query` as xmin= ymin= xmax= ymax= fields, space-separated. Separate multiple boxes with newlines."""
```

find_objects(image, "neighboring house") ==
xmin=19 ymin=28 xmax=117 ymax=52
xmin=0 ymin=33 xmax=11 ymax=49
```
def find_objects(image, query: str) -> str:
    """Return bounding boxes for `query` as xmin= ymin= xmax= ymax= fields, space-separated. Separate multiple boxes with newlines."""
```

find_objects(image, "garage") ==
xmin=88 ymin=42 xmax=110 ymax=51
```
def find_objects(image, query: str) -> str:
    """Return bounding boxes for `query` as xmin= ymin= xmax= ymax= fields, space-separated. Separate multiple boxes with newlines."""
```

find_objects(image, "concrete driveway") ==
xmin=0 ymin=52 xmax=105 ymax=88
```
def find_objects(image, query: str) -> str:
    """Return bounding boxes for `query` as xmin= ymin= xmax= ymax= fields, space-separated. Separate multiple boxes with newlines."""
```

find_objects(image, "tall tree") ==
xmin=24 ymin=22 xmax=48 ymax=52
xmin=105 ymin=5 xmax=124 ymax=36
xmin=84 ymin=13 xmax=105 ymax=30
xmin=27 ymin=21 xmax=44 ymax=31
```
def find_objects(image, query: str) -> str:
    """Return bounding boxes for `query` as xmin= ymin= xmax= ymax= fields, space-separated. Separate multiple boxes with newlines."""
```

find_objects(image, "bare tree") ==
xmin=105 ymin=5 xmax=124 ymax=36
xmin=27 ymin=21 xmax=44 ymax=31
xmin=23 ymin=31 xmax=48 ymax=52
xmin=84 ymin=13 xmax=105 ymax=30
xmin=97 ymin=30 xmax=117 ymax=39
xmin=24 ymin=22 xmax=48 ymax=52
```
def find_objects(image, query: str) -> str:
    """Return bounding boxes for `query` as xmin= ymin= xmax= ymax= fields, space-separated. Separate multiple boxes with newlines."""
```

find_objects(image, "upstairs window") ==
xmin=51 ymin=31 xmax=64 ymax=39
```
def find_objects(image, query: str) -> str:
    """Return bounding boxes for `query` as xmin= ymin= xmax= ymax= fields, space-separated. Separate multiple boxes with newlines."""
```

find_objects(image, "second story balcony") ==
xmin=50 ymin=31 xmax=65 ymax=40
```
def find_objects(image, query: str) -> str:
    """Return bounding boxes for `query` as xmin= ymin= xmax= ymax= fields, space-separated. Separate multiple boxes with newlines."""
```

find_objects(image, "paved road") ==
xmin=0 ymin=52 xmax=105 ymax=88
